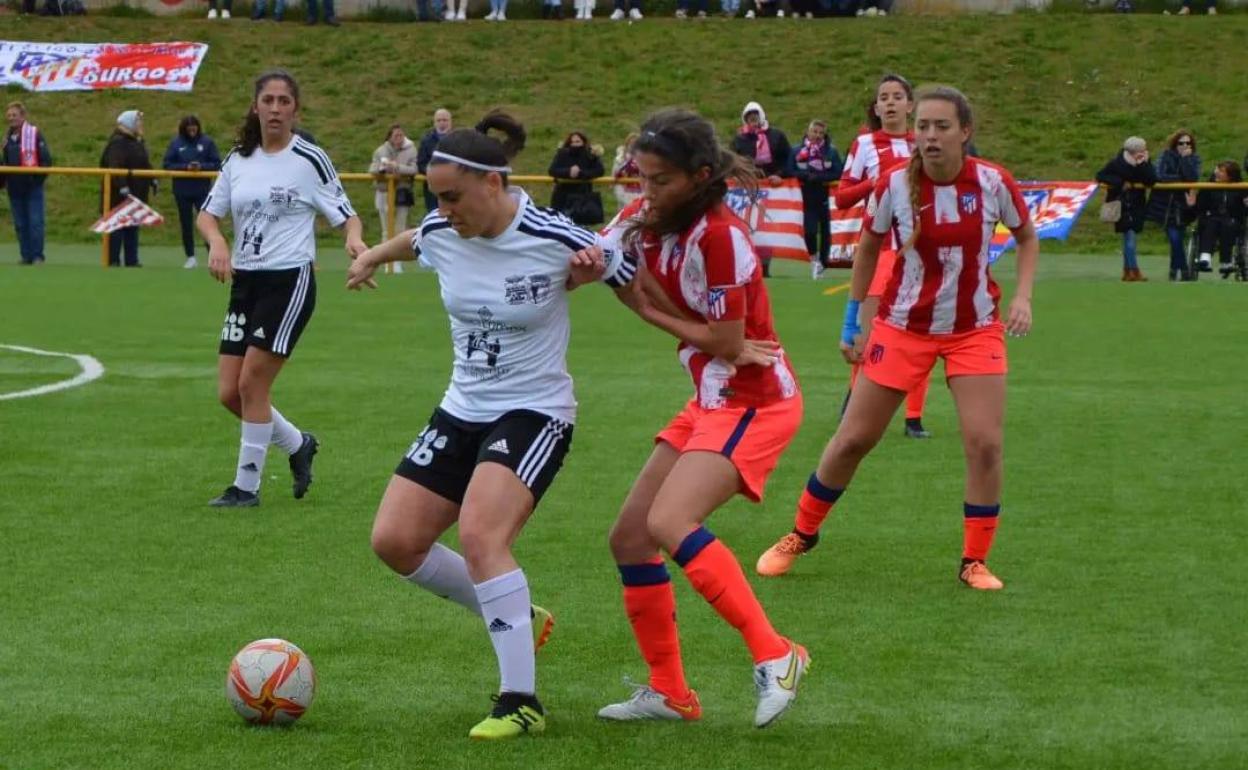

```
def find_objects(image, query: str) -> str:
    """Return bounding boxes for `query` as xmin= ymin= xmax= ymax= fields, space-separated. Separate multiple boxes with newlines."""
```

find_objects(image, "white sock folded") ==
xmin=233 ymin=421 xmax=273 ymax=493
xmin=269 ymin=406 xmax=303 ymax=455
xmin=403 ymin=543 xmax=482 ymax=615
xmin=474 ymin=568 xmax=535 ymax=695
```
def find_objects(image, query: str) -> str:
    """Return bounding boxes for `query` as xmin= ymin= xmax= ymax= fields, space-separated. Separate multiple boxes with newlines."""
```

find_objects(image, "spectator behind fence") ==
xmin=573 ymin=0 xmax=594 ymax=18
xmin=100 ymin=110 xmax=154 ymax=268
xmin=791 ymin=120 xmax=842 ymax=278
xmin=416 ymin=0 xmax=443 ymax=20
xmin=1146 ymin=129 xmax=1200 ymax=281
xmin=675 ymin=0 xmax=707 ymax=18
xmin=548 ymin=131 xmax=605 ymax=225
xmin=305 ymin=0 xmax=339 ymax=24
xmin=1174 ymin=0 xmax=1215 ymax=14
xmin=540 ymin=0 xmax=564 ymax=18
xmin=1096 ymin=136 xmax=1156 ymax=282
xmin=612 ymin=132 xmax=642 ymax=208
xmin=2 ymin=101 xmax=52 ymax=265
xmin=1194 ymin=161 xmax=1247 ymax=279
xmin=207 ymin=0 xmax=232 ymax=17
xmin=485 ymin=0 xmax=510 ymax=20
xmin=609 ymin=0 xmax=642 ymax=18
xmin=163 ymin=115 xmax=222 ymax=270
xmin=251 ymin=0 xmax=284 ymax=21
xmin=369 ymin=123 xmax=418 ymax=273
xmin=733 ymin=100 xmax=791 ymax=277
xmin=417 ymin=108 xmax=452 ymax=215
xmin=445 ymin=0 xmax=467 ymax=19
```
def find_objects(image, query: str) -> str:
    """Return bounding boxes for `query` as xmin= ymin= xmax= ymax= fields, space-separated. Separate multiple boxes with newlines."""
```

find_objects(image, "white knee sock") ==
xmin=474 ymin=569 xmax=535 ymax=695
xmin=403 ymin=543 xmax=481 ymax=615
xmin=234 ymin=421 xmax=273 ymax=493
xmin=269 ymin=406 xmax=303 ymax=455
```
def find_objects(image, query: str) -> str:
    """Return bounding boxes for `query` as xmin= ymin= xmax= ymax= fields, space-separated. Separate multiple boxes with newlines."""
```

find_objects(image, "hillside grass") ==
xmin=3 ymin=14 xmax=1247 ymax=252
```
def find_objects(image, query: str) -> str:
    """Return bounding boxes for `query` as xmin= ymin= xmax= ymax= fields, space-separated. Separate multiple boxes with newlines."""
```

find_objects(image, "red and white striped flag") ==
xmin=91 ymin=195 xmax=163 ymax=234
xmin=724 ymin=179 xmax=809 ymax=261
xmin=828 ymin=198 xmax=865 ymax=265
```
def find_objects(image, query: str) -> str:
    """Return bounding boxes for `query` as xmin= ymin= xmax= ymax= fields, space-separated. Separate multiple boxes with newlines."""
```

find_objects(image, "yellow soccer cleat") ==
xmin=531 ymin=604 xmax=554 ymax=653
xmin=468 ymin=693 xmax=546 ymax=740
xmin=959 ymin=560 xmax=1005 ymax=591
xmin=756 ymin=532 xmax=815 ymax=577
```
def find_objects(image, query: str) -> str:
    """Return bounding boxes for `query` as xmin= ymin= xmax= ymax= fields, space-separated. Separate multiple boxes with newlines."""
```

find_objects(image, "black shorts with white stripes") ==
xmin=395 ymin=407 xmax=574 ymax=507
xmin=218 ymin=265 xmax=317 ymax=358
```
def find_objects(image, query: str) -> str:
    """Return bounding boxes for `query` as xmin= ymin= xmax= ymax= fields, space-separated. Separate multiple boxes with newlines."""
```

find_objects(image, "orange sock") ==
xmin=794 ymin=472 xmax=844 ymax=538
xmin=962 ymin=503 xmax=1000 ymax=561
xmin=672 ymin=528 xmax=789 ymax=663
xmin=905 ymin=376 xmax=930 ymax=420
xmin=619 ymin=559 xmax=689 ymax=699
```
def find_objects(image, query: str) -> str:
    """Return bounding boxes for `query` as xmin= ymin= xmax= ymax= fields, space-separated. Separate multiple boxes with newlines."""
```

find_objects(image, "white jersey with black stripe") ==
xmin=411 ymin=188 xmax=636 ymax=424
xmin=203 ymin=135 xmax=357 ymax=271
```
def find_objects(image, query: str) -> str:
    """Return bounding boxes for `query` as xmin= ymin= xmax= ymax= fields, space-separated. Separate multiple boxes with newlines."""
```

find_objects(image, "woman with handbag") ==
xmin=370 ymin=124 xmax=419 ymax=273
xmin=1096 ymin=136 xmax=1157 ymax=282
xmin=548 ymin=131 xmax=605 ymax=226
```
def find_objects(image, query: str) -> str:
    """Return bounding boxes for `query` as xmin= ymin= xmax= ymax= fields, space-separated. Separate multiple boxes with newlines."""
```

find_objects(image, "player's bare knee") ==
xmin=608 ymin=516 xmax=652 ymax=561
xmin=644 ymin=510 xmax=689 ymax=554
xmin=832 ymin=430 xmax=878 ymax=462
xmin=963 ymin=434 xmax=1003 ymax=474
xmin=217 ymin=384 xmax=241 ymax=415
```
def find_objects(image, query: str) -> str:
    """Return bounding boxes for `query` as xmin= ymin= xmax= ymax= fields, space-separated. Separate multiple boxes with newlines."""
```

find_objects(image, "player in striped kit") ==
xmin=759 ymin=86 xmax=1038 ymax=589
xmin=347 ymin=112 xmax=637 ymax=740
xmin=198 ymin=70 xmax=364 ymax=508
xmin=757 ymin=73 xmax=929 ymax=576
xmin=582 ymin=109 xmax=809 ymax=728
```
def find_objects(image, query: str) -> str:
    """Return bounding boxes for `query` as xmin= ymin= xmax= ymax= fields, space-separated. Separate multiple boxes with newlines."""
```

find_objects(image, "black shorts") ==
xmin=219 ymin=264 xmax=317 ymax=358
xmin=395 ymin=407 xmax=574 ymax=506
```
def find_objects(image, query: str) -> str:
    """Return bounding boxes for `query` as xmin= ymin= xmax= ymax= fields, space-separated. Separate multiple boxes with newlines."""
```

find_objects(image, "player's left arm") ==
xmin=1000 ymin=171 xmax=1037 ymax=337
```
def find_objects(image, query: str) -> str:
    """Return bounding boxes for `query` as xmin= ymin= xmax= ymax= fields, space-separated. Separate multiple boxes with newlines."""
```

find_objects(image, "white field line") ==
xmin=0 ymin=344 xmax=105 ymax=401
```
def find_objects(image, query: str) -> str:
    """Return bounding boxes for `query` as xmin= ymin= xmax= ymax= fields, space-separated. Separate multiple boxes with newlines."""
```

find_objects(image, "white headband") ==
xmin=431 ymin=151 xmax=511 ymax=174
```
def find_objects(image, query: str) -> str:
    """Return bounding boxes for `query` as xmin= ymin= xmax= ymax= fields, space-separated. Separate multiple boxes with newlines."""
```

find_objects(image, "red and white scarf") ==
xmin=18 ymin=122 xmax=39 ymax=167
xmin=741 ymin=123 xmax=772 ymax=167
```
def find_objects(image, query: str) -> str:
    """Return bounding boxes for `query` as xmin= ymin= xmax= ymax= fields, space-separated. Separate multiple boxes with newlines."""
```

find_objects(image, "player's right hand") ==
xmin=208 ymin=242 xmax=232 ymax=283
xmin=346 ymin=252 xmax=380 ymax=291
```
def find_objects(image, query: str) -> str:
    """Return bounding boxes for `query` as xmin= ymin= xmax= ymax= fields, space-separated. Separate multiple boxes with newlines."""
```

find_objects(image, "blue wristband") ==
xmin=841 ymin=299 xmax=862 ymax=346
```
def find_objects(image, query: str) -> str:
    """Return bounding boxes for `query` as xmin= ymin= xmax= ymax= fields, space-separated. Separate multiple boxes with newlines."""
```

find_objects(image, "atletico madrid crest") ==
xmin=960 ymin=192 xmax=978 ymax=215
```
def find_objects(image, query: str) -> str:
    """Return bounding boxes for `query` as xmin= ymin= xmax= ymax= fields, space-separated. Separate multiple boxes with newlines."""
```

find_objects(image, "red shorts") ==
xmin=656 ymin=395 xmax=803 ymax=503
xmin=862 ymin=322 xmax=1007 ymax=393
xmin=868 ymin=249 xmax=898 ymax=298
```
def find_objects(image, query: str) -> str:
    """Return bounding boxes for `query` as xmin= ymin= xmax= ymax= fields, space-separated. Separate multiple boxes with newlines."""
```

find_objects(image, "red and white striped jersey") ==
xmin=864 ymin=157 xmax=1030 ymax=335
xmin=604 ymin=200 xmax=800 ymax=410
xmin=837 ymin=129 xmax=915 ymax=208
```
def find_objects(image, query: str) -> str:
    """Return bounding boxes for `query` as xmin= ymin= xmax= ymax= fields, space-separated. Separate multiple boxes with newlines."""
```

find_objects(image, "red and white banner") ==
xmin=0 ymin=41 xmax=208 ymax=92
xmin=91 ymin=196 xmax=164 ymax=234
xmin=828 ymin=198 xmax=866 ymax=265
xmin=724 ymin=179 xmax=810 ymax=261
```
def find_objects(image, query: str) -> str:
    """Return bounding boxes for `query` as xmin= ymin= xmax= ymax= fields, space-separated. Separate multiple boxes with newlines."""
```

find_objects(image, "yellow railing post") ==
xmin=100 ymin=171 xmax=111 ymax=268
xmin=385 ymin=174 xmax=397 ymax=275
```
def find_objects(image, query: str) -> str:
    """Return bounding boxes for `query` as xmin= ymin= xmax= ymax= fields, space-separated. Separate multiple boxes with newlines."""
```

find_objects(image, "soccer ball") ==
xmin=225 ymin=638 xmax=316 ymax=725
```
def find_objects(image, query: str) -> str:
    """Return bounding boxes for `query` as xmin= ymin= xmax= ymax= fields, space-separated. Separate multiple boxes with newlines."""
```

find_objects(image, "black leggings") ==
xmin=176 ymin=195 xmax=204 ymax=258
xmin=803 ymin=191 xmax=830 ymax=262
xmin=1198 ymin=217 xmax=1243 ymax=264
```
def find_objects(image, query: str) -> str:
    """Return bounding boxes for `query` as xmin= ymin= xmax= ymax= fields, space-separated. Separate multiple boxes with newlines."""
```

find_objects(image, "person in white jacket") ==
xmin=369 ymin=124 xmax=419 ymax=273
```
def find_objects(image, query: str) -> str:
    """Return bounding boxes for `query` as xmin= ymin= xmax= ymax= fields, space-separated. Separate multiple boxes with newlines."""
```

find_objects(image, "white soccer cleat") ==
xmin=629 ymin=6 xmax=642 ymax=17
xmin=810 ymin=259 xmax=824 ymax=280
xmin=183 ymin=256 xmax=198 ymax=269
xmin=597 ymin=683 xmax=701 ymax=721
xmin=207 ymin=8 xmax=218 ymax=17
xmin=753 ymin=642 xmax=809 ymax=728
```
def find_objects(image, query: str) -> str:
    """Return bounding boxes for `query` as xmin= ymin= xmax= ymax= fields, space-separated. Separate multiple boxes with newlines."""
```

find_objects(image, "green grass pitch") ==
xmin=1 ymin=246 xmax=1244 ymax=768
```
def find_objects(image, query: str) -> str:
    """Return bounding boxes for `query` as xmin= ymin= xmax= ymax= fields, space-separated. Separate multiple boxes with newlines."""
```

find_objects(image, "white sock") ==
xmin=403 ymin=543 xmax=481 ymax=615
xmin=269 ymin=406 xmax=303 ymax=455
xmin=233 ymin=421 xmax=272 ymax=493
xmin=474 ymin=569 xmax=535 ymax=695
xmin=1200 ymin=252 xmax=1212 ymax=264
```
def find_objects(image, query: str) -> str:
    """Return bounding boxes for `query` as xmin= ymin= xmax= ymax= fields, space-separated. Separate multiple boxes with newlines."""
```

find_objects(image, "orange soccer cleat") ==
xmin=959 ymin=560 xmax=1004 ymax=591
xmin=755 ymin=532 xmax=816 ymax=577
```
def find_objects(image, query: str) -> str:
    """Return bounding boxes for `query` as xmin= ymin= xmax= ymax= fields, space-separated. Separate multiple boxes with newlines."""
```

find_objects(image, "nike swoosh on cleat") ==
xmin=776 ymin=647 xmax=800 ymax=691
xmin=669 ymin=702 xmax=696 ymax=714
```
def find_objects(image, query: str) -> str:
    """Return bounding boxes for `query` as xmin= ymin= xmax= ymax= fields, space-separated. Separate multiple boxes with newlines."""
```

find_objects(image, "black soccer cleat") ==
xmin=904 ymin=418 xmax=932 ymax=439
xmin=289 ymin=432 xmax=319 ymax=500
xmin=208 ymin=485 xmax=260 ymax=508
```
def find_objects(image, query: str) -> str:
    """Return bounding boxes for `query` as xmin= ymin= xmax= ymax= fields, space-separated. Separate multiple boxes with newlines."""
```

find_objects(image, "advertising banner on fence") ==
xmin=0 ymin=41 xmax=209 ymax=92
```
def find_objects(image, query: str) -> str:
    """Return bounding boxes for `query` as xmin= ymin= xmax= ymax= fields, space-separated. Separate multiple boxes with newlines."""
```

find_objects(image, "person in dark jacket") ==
xmin=1194 ymin=161 xmax=1248 ymax=279
xmin=1146 ymin=129 xmax=1201 ymax=281
xmin=100 ymin=110 xmax=154 ymax=268
xmin=790 ymin=119 xmax=843 ymax=278
xmin=1096 ymin=136 xmax=1156 ymax=282
xmin=548 ymin=131 xmax=605 ymax=225
xmin=733 ymin=101 xmax=792 ymax=278
xmin=162 ymin=115 xmax=222 ymax=269
xmin=416 ymin=108 xmax=453 ymax=216
xmin=2 ymin=101 xmax=52 ymax=265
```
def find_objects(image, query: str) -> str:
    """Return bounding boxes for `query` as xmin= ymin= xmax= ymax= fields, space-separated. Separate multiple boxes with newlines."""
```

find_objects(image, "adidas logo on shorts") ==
xmin=488 ymin=618 xmax=514 ymax=633
xmin=487 ymin=438 xmax=510 ymax=455
xmin=253 ymin=327 xmax=266 ymax=340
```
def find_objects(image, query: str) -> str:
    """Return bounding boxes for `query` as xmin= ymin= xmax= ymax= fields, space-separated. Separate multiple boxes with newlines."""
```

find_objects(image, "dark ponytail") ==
xmin=625 ymin=108 xmax=757 ymax=240
xmin=235 ymin=69 xmax=301 ymax=158
xmin=430 ymin=109 xmax=526 ymax=185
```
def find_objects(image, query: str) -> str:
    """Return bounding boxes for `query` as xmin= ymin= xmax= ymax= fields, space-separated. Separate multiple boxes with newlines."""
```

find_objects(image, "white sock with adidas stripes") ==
xmin=403 ymin=543 xmax=481 ymax=615
xmin=233 ymin=421 xmax=272 ymax=493
xmin=474 ymin=568 xmax=535 ymax=695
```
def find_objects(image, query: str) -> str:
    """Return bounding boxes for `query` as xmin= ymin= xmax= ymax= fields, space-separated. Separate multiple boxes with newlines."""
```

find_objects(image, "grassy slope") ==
xmin=3 ymin=14 xmax=1248 ymax=252
xmin=0 ymin=251 xmax=1246 ymax=768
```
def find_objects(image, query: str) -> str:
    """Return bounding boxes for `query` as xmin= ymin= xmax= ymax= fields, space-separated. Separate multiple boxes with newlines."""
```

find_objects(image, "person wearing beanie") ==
xmin=99 ymin=110 xmax=154 ymax=267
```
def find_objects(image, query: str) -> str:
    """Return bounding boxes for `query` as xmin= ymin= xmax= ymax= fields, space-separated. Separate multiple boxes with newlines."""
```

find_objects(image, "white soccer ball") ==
xmin=225 ymin=638 xmax=316 ymax=725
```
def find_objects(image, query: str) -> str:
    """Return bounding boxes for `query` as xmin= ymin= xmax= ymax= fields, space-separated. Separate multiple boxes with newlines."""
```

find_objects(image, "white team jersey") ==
xmin=412 ymin=189 xmax=636 ymax=424
xmin=203 ymin=136 xmax=357 ymax=271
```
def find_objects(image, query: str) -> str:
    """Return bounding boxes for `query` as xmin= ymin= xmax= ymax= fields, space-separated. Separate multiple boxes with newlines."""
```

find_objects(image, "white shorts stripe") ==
xmin=274 ymin=263 xmax=311 ymax=355
xmin=517 ymin=419 xmax=566 ymax=486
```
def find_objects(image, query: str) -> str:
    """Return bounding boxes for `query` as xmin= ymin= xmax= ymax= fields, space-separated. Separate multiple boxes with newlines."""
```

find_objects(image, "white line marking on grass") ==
xmin=0 ymin=344 xmax=105 ymax=401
